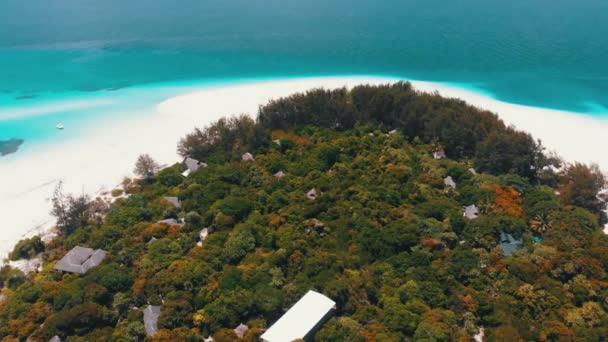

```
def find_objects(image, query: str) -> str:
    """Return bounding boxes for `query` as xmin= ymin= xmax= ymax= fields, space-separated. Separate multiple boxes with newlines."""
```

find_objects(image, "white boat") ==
xmin=56 ymin=123 xmax=64 ymax=130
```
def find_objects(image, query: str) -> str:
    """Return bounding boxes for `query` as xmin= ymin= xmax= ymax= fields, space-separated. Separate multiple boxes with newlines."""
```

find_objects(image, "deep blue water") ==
xmin=1 ymin=0 xmax=607 ymax=149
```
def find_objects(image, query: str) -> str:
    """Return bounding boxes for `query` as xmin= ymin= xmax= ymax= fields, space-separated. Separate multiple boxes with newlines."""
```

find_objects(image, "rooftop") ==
xmin=53 ymin=246 xmax=107 ymax=274
xmin=463 ymin=205 xmax=480 ymax=219
xmin=197 ymin=228 xmax=209 ymax=247
xmin=242 ymin=152 xmax=255 ymax=161
xmin=200 ymin=228 xmax=209 ymax=241
xmin=164 ymin=196 xmax=181 ymax=208
xmin=183 ymin=158 xmax=207 ymax=177
xmin=234 ymin=323 xmax=249 ymax=338
xmin=144 ymin=305 xmax=161 ymax=337
xmin=499 ymin=232 xmax=523 ymax=256
xmin=260 ymin=290 xmax=336 ymax=342
xmin=444 ymin=176 xmax=456 ymax=189
xmin=306 ymin=188 xmax=319 ymax=200
xmin=185 ymin=157 xmax=206 ymax=171
xmin=157 ymin=218 xmax=185 ymax=226
xmin=433 ymin=150 xmax=446 ymax=160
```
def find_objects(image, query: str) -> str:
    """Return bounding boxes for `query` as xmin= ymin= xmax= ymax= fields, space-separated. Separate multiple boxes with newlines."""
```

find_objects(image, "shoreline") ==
xmin=1 ymin=76 xmax=608 ymax=261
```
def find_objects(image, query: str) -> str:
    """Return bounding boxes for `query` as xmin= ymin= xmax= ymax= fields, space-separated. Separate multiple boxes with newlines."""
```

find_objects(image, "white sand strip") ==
xmin=1 ymin=76 xmax=607 ymax=261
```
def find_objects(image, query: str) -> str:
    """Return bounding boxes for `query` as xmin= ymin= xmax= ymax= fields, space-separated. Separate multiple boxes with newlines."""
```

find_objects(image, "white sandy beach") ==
xmin=1 ymin=76 xmax=608 ymax=261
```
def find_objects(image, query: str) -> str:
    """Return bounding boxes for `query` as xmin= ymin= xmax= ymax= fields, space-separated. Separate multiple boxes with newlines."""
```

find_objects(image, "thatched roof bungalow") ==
xmin=54 ymin=246 xmax=107 ymax=274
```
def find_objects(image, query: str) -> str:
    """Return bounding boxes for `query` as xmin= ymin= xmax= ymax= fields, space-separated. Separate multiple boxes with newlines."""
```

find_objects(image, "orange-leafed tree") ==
xmin=494 ymin=186 xmax=523 ymax=217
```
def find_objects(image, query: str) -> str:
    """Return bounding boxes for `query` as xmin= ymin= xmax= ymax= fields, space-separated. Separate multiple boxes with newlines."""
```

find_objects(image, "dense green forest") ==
xmin=1 ymin=82 xmax=608 ymax=341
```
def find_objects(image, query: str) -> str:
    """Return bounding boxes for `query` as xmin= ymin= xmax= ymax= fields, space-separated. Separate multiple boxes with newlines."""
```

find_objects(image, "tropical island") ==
xmin=1 ymin=82 xmax=607 ymax=341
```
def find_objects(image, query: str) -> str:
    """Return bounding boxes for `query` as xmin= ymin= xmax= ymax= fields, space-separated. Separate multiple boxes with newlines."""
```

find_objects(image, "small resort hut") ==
xmin=182 ymin=157 xmax=207 ymax=177
xmin=144 ymin=305 xmax=161 ymax=337
xmin=273 ymin=139 xmax=281 ymax=146
xmin=204 ymin=337 xmax=213 ymax=342
xmin=156 ymin=218 xmax=185 ymax=226
xmin=242 ymin=152 xmax=255 ymax=161
xmin=463 ymin=205 xmax=480 ymax=219
xmin=468 ymin=168 xmax=477 ymax=175
xmin=197 ymin=228 xmax=209 ymax=247
xmin=499 ymin=232 xmax=523 ymax=256
xmin=54 ymin=246 xmax=107 ymax=274
xmin=49 ymin=336 xmax=61 ymax=342
xmin=274 ymin=170 xmax=286 ymax=178
xmin=306 ymin=188 xmax=319 ymax=200
xmin=444 ymin=176 xmax=457 ymax=189
xmin=433 ymin=149 xmax=446 ymax=160
xmin=234 ymin=323 xmax=249 ymax=338
xmin=164 ymin=196 xmax=181 ymax=208
xmin=200 ymin=228 xmax=209 ymax=241
xmin=388 ymin=129 xmax=397 ymax=135
xmin=260 ymin=290 xmax=336 ymax=342
xmin=474 ymin=327 xmax=485 ymax=342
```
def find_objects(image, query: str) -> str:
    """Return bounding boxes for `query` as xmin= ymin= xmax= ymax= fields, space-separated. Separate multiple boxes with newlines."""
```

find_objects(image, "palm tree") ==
xmin=530 ymin=213 xmax=553 ymax=234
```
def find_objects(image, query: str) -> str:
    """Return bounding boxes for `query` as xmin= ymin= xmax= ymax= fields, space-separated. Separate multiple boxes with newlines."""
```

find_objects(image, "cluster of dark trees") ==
xmin=8 ymin=236 xmax=44 ymax=261
xmin=256 ymin=83 xmax=546 ymax=179
xmin=1 ymin=84 xmax=607 ymax=341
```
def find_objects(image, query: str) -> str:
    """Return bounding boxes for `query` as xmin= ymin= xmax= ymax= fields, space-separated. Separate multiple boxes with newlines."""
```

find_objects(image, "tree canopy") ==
xmin=1 ymin=83 xmax=607 ymax=341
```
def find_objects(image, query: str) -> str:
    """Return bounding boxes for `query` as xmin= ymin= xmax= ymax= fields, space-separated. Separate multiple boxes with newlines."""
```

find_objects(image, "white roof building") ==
xmin=197 ymin=228 xmax=209 ymax=247
xmin=200 ymin=228 xmax=209 ymax=241
xmin=182 ymin=158 xmax=207 ymax=177
xmin=144 ymin=305 xmax=161 ymax=337
xmin=53 ymin=246 xmax=107 ymax=274
xmin=156 ymin=218 xmax=185 ymax=226
xmin=306 ymin=189 xmax=319 ymax=200
xmin=164 ymin=196 xmax=181 ymax=208
xmin=433 ymin=149 xmax=446 ymax=160
xmin=260 ymin=290 xmax=336 ymax=342
xmin=464 ymin=205 xmax=480 ymax=219
xmin=234 ymin=323 xmax=249 ymax=338
xmin=444 ymin=176 xmax=457 ymax=189
xmin=242 ymin=152 xmax=255 ymax=161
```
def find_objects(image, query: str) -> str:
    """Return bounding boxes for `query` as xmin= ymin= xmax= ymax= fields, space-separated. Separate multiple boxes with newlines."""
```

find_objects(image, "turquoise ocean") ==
xmin=1 ymin=0 xmax=607 ymax=152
